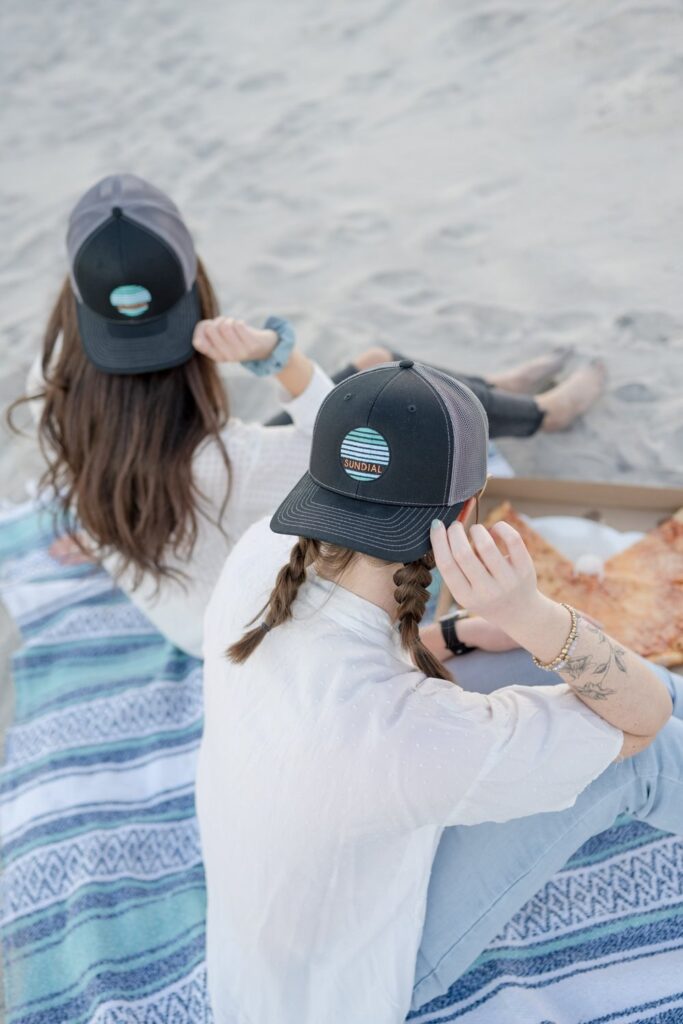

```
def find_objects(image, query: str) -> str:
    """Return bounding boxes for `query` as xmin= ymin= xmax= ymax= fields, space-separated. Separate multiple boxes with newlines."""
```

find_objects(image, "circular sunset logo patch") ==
xmin=109 ymin=284 xmax=152 ymax=317
xmin=340 ymin=427 xmax=390 ymax=481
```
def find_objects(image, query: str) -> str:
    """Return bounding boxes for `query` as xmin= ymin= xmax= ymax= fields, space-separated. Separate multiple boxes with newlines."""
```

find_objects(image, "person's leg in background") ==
xmin=265 ymin=345 xmax=606 ymax=437
xmin=410 ymin=665 xmax=683 ymax=1010
xmin=413 ymin=347 xmax=607 ymax=438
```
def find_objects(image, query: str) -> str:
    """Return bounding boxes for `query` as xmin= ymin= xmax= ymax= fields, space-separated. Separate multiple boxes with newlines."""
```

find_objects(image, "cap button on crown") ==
xmin=398 ymin=359 xmax=414 ymax=369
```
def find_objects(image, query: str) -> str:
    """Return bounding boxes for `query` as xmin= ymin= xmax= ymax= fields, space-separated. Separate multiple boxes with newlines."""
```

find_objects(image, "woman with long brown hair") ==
xmin=12 ymin=172 xmax=605 ymax=657
xmin=196 ymin=361 xmax=681 ymax=1024
xmin=9 ymin=174 xmax=372 ymax=655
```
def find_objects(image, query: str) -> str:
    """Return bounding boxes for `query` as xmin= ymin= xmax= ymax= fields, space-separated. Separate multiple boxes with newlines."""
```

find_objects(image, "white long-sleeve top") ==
xmin=27 ymin=351 xmax=334 ymax=656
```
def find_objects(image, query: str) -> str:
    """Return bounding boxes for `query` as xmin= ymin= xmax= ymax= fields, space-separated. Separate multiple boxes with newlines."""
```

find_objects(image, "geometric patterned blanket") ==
xmin=1 ymin=501 xmax=682 ymax=1024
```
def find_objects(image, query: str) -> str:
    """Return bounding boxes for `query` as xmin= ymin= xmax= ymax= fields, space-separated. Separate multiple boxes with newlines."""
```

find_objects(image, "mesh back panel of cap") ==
xmin=67 ymin=174 xmax=197 ymax=299
xmin=417 ymin=364 xmax=489 ymax=503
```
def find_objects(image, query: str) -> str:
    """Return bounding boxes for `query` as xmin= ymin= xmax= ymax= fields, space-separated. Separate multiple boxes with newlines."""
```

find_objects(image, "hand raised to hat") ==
xmin=431 ymin=519 xmax=673 ymax=747
xmin=192 ymin=317 xmax=277 ymax=363
xmin=431 ymin=520 xmax=542 ymax=639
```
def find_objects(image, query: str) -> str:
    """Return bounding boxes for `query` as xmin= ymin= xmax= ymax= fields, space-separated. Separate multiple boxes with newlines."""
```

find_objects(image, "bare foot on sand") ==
xmin=488 ymin=346 xmax=574 ymax=394
xmin=536 ymin=359 xmax=607 ymax=432
xmin=353 ymin=345 xmax=392 ymax=369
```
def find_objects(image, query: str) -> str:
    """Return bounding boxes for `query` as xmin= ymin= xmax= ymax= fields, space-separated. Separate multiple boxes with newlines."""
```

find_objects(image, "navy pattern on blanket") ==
xmin=1 ymin=501 xmax=682 ymax=1024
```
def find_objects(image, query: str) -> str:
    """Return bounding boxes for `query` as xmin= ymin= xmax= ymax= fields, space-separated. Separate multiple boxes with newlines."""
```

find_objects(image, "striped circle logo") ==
xmin=109 ymin=284 xmax=152 ymax=317
xmin=340 ymin=427 xmax=390 ymax=482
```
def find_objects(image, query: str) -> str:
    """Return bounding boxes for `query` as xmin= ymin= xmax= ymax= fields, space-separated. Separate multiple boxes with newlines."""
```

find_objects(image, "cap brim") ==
xmin=75 ymin=284 xmax=201 ymax=375
xmin=271 ymin=472 xmax=464 ymax=564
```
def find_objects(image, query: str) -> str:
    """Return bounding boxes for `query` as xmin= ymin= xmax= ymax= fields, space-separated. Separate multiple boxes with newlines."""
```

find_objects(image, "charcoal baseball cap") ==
xmin=66 ymin=174 xmax=201 ymax=374
xmin=271 ymin=360 xmax=489 ymax=563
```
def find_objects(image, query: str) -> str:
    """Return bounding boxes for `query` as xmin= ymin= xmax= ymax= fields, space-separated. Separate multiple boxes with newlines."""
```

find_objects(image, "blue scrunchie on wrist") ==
xmin=241 ymin=317 xmax=296 ymax=377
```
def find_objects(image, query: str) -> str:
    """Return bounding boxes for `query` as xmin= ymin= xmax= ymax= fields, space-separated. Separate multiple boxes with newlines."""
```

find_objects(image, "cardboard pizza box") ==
xmin=480 ymin=477 xmax=683 ymax=533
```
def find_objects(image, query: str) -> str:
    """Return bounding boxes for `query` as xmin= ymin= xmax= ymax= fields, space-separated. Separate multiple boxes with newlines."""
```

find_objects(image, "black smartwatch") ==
xmin=439 ymin=609 xmax=476 ymax=657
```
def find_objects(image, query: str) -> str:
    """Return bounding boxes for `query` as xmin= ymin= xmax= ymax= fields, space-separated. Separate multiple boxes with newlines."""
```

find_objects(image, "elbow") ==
xmin=618 ymin=689 xmax=673 ymax=760
xmin=617 ymin=732 xmax=656 ymax=760
xmin=650 ymin=680 xmax=674 ymax=735
xmin=631 ymin=676 xmax=673 ymax=739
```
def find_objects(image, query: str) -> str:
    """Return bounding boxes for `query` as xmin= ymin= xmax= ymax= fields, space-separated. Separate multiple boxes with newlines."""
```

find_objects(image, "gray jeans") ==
xmin=267 ymin=361 xmax=543 ymax=438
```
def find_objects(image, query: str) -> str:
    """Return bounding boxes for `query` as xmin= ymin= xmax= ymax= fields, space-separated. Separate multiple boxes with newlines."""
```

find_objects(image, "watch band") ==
xmin=241 ymin=316 xmax=296 ymax=377
xmin=439 ymin=610 xmax=476 ymax=657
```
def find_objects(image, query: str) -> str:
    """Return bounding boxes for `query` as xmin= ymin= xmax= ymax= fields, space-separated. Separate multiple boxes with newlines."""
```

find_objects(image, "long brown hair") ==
xmin=228 ymin=539 xmax=453 ymax=682
xmin=8 ymin=259 xmax=230 ymax=587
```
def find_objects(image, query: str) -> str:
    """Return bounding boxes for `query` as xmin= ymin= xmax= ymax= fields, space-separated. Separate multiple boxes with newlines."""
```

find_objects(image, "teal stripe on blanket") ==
xmin=1 ymin=501 xmax=682 ymax=1024
xmin=1 ymin=504 xmax=212 ymax=1024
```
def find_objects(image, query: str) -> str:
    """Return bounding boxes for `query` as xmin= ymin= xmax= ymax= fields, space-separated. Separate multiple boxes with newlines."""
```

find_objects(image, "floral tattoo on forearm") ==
xmin=561 ymin=618 xmax=626 ymax=700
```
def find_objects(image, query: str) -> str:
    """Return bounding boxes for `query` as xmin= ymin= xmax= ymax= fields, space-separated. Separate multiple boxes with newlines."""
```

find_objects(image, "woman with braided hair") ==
xmin=196 ymin=361 xmax=683 ymax=1024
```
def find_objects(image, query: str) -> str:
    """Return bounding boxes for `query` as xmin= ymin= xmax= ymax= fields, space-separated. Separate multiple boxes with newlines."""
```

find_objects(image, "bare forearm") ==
xmin=556 ymin=617 xmax=671 ymax=735
xmin=431 ymin=519 xmax=672 ymax=740
xmin=420 ymin=617 xmax=516 ymax=661
xmin=275 ymin=348 xmax=314 ymax=398
xmin=501 ymin=594 xmax=672 ymax=736
xmin=421 ymin=620 xmax=479 ymax=661
xmin=420 ymin=622 xmax=450 ymax=661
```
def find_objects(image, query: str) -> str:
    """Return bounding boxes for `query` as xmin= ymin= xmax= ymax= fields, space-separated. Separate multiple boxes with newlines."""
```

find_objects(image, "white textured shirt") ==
xmin=196 ymin=519 xmax=623 ymax=1024
xmin=28 ymin=351 xmax=333 ymax=656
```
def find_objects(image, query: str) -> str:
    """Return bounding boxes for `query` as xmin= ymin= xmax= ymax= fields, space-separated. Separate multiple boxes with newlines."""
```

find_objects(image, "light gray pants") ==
xmin=411 ymin=656 xmax=683 ymax=1010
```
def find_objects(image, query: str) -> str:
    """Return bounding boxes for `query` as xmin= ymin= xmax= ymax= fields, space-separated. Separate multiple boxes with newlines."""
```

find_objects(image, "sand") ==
xmin=2 ymin=0 xmax=683 ymax=499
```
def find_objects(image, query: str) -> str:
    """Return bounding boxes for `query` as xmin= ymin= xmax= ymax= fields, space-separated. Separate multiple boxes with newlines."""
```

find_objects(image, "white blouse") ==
xmin=28 ymin=351 xmax=333 ymax=656
xmin=197 ymin=518 xmax=623 ymax=1024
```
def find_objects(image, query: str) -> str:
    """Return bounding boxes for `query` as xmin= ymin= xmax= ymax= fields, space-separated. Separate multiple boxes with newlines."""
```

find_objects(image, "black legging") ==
xmin=266 ymin=357 xmax=544 ymax=439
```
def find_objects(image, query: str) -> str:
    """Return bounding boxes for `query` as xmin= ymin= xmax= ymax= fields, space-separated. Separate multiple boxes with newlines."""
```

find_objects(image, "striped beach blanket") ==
xmin=1 ymin=501 xmax=682 ymax=1024
xmin=0 ymin=501 xmax=209 ymax=1024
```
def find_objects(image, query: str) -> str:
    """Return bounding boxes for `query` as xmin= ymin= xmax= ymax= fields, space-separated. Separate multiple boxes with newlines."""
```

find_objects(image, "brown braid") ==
xmin=227 ymin=537 xmax=321 ymax=662
xmin=394 ymin=553 xmax=453 ymax=682
xmin=228 ymin=539 xmax=452 ymax=682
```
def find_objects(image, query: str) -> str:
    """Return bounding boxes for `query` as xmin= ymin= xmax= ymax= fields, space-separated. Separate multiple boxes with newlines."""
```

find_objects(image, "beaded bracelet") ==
xmin=531 ymin=604 xmax=579 ymax=671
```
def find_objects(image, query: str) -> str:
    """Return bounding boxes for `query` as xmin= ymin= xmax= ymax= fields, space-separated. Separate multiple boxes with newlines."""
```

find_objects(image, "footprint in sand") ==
xmin=399 ymin=290 xmax=439 ymax=308
xmin=459 ymin=10 xmax=529 ymax=38
xmin=434 ymin=223 xmax=483 ymax=246
xmin=271 ymin=239 xmax=319 ymax=260
xmin=366 ymin=270 xmax=423 ymax=290
xmin=195 ymin=139 xmax=225 ymax=160
xmin=473 ymin=176 xmax=516 ymax=199
xmin=345 ymin=68 xmax=394 ymax=92
xmin=615 ymin=383 xmax=656 ymax=403
xmin=334 ymin=210 xmax=390 ymax=242
xmin=236 ymin=72 xmax=287 ymax=93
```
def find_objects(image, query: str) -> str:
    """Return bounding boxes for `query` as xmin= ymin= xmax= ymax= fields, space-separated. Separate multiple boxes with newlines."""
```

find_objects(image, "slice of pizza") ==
xmin=600 ymin=509 xmax=683 ymax=666
xmin=482 ymin=503 xmax=683 ymax=667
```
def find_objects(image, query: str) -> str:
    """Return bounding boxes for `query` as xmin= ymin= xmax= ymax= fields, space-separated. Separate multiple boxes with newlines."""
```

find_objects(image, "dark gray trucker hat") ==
xmin=66 ymin=174 xmax=201 ymax=374
xmin=271 ymin=360 xmax=489 ymax=563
